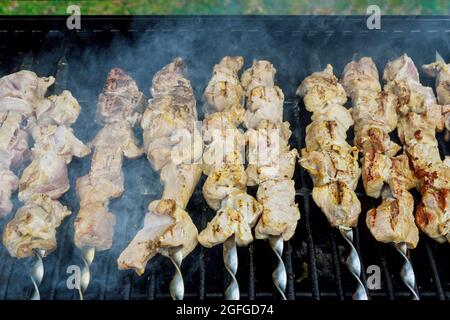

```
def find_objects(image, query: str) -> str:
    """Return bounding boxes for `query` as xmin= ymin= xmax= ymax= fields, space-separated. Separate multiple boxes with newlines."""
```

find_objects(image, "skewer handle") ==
xmin=339 ymin=227 xmax=368 ymax=300
xmin=394 ymin=243 xmax=420 ymax=300
xmin=269 ymin=235 xmax=287 ymax=300
xmin=78 ymin=246 xmax=95 ymax=300
xmin=168 ymin=249 xmax=184 ymax=300
xmin=29 ymin=249 xmax=45 ymax=300
xmin=223 ymin=236 xmax=239 ymax=300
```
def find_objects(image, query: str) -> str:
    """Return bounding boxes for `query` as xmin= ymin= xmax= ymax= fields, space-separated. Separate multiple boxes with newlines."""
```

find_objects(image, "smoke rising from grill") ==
xmin=0 ymin=15 xmax=449 ymax=299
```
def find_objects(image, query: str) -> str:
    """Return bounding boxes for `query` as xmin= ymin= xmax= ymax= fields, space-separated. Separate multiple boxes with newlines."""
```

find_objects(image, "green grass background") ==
xmin=0 ymin=0 xmax=448 ymax=15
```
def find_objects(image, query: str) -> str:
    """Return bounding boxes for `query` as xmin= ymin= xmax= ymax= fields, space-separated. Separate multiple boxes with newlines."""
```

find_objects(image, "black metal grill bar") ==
xmin=353 ymin=226 xmax=369 ymax=296
xmin=198 ymin=206 xmax=208 ymax=300
xmin=284 ymin=241 xmax=295 ymax=300
xmin=248 ymin=244 xmax=255 ymax=300
xmin=301 ymin=195 xmax=320 ymax=300
xmin=423 ymin=239 xmax=446 ymax=300
xmin=329 ymin=231 xmax=345 ymax=300
xmin=378 ymin=245 xmax=396 ymax=300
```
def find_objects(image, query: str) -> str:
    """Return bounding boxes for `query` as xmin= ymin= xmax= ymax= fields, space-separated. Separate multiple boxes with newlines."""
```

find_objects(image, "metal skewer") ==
xmin=339 ymin=227 xmax=368 ymax=300
xmin=78 ymin=246 xmax=95 ymax=300
xmin=394 ymin=242 xmax=419 ymax=300
xmin=29 ymin=249 xmax=45 ymax=300
xmin=223 ymin=236 xmax=239 ymax=300
xmin=168 ymin=249 xmax=184 ymax=300
xmin=269 ymin=235 xmax=287 ymax=300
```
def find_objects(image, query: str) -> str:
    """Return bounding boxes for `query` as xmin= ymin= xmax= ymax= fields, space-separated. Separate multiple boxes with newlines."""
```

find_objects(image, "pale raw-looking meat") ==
xmin=3 ymin=87 xmax=90 ymax=257
xmin=117 ymin=199 xmax=198 ymax=276
xmin=0 ymin=71 xmax=55 ymax=217
xmin=74 ymin=124 xmax=143 ymax=251
xmin=118 ymin=59 xmax=201 ymax=273
xmin=3 ymin=194 xmax=71 ymax=258
xmin=198 ymin=191 xmax=262 ymax=247
xmin=74 ymin=68 xmax=143 ymax=251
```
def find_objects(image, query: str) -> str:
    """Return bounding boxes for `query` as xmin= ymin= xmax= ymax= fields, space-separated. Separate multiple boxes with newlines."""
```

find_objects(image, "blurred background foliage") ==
xmin=0 ymin=0 xmax=448 ymax=15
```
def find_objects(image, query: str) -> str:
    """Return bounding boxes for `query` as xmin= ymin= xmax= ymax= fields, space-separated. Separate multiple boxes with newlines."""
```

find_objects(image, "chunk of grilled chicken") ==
xmin=397 ymin=113 xmax=442 ymax=171
xmin=241 ymin=60 xmax=276 ymax=94
xmin=351 ymin=91 xmax=398 ymax=136
xmin=0 ymin=71 xmax=54 ymax=217
xmin=298 ymin=66 xmax=361 ymax=229
xmin=422 ymin=60 xmax=450 ymax=134
xmin=385 ymin=55 xmax=450 ymax=244
xmin=366 ymin=154 xmax=419 ymax=248
xmin=254 ymin=179 xmax=300 ymax=240
xmin=151 ymin=57 xmax=195 ymax=100
xmin=342 ymin=57 xmax=399 ymax=150
xmin=198 ymin=191 xmax=262 ymax=247
xmin=423 ymin=61 xmax=450 ymax=105
xmin=0 ymin=112 xmax=28 ymax=218
xmin=300 ymin=145 xmax=360 ymax=191
xmin=74 ymin=123 xmax=142 ymax=251
xmin=296 ymin=64 xmax=347 ymax=112
xmin=96 ymin=68 xmax=144 ymax=125
xmin=415 ymin=162 xmax=450 ymax=243
xmin=203 ymin=56 xmax=245 ymax=125
xmin=3 ymin=194 xmax=71 ymax=258
xmin=0 ymin=70 xmax=54 ymax=114
xmin=142 ymin=100 xmax=201 ymax=171
xmin=160 ymin=162 xmax=202 ymax=209
xmin=75 ymin=70 xmax=143 ymax=251
xmin=202 ymin=164 xmax=247 ymax=210
xmin=142 ymin=58 xmax=200 ymax=171
xmin=0 ymin=112 xmax=29 ymax=168
xmin=117 ymin=199 xmax=198 ymax=276
xmin=241 ymin=61 xmax=284 ymax=129
xmin=202 ymin=112 xmax=245 ymax=175
xmin=384 ymin=54 xmax=444 ymax=131
xmin=0 ymin=155 xmax=19 ymax=217
xmin=18 ymin=122 xmax=90 ymax=203
xmin=36 ymin=90 xmax=81 ymax=126
xmin=246 ymin=120 xmax=298 ymax=186
xmin=341 ymin=57 xmax=382 ymax=97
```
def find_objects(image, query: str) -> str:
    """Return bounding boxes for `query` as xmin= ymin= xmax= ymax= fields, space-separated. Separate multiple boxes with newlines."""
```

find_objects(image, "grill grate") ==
xmin=0 ymin=16 xmax=449 ymax=300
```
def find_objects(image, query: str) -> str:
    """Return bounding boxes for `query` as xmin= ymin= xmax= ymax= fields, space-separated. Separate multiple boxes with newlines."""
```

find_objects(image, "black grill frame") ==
xmin=0 ymin=15 xmax=449 ymax=300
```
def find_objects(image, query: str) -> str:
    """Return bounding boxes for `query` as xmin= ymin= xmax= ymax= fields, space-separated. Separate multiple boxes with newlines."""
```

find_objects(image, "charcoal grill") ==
xmin=0 ymin=15 xmax=449 ymax=300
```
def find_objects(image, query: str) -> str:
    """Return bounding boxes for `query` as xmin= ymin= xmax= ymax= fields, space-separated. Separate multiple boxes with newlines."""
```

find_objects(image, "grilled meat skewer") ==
xmin=240 ymin=60 xmax=300 ymax=299
xmin=297 ymin=64 xmax=367 ymax=300
xmin=118 ymin=59 xmax=201 ymax=301
xmin=384 ymin=54 xmax=449 ymax=244
xmin=342 ymin=57 xmax=419 ymax=248
xmin=0 ymin=71 xmax=55 ymax=218
xmin=198 ymin=57 xmax=262 ymax=300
